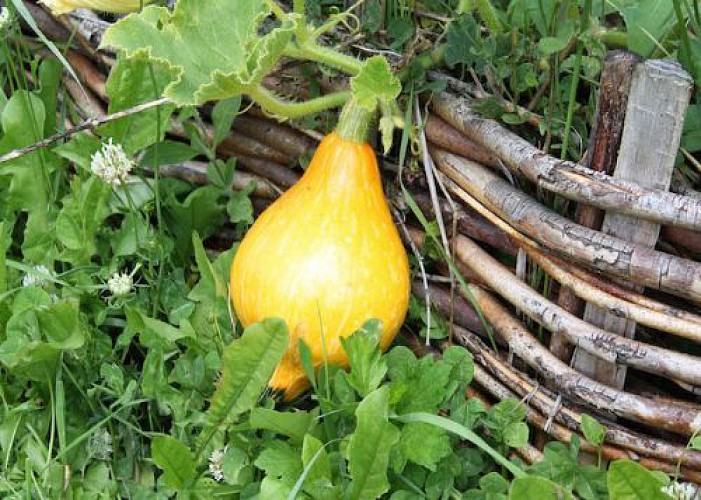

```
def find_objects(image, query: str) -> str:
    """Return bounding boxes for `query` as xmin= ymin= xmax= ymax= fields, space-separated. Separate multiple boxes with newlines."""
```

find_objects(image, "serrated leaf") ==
xmin=200 ymin=319 xmax=289 ymax=445
xmin=101 ymin=1 xmax=293 ymax=105
xmin=399 ymin=423 xmax=452 ymax=471
xmin=341 ymin=319 xmax=387 ymax=398
xmin=346 ymin=386 xmax=400 ymax=500
xmin=351 ymin=56 xmax=401 ymax=110
xmin=254 ymin=441 xmax=303 ymax=483
xmin=151 ymin=435 xmax=196 ymax=489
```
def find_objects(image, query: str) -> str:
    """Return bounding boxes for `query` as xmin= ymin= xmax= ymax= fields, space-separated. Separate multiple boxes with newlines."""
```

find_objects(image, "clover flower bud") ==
xmin=91 ymin=139 xmax=134 ymax=187
xmin=107 ymin=271 xmax=133 ymax=297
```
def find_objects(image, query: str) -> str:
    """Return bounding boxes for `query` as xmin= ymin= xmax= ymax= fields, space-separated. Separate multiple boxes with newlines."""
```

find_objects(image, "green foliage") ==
xmin=101 ymin=0 xmax=291 ymax=106
xmin=1 ymin=0 xmax=699 ymax=497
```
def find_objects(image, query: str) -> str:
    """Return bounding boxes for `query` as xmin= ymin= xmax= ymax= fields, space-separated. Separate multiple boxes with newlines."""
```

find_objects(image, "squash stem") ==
xmin=284 ymin=42 xmax=363 ymax=75
xmin=248 ymin=86 xmax=350 ymax=119
xmin=335 ymin=98 xmax=375 ymax=144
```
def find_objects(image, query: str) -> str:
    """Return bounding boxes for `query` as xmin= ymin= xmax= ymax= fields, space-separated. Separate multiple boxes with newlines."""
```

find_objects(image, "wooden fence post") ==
xmin=571 ymin=59 xmax=693 ymax=388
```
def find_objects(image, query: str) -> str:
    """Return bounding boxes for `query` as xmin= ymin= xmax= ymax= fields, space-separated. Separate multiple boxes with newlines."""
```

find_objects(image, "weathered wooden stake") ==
xmin=551 ymin=50 xmax=640 ymax=363
xmin=571 ymin=59 xmax=693 ymax=388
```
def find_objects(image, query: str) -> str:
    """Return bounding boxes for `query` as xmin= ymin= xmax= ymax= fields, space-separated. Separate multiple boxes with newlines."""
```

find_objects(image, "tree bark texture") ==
xmin=432 ymin=89 xmax=699 ymax=230
xmin=432 ymin=149 xmax=701 ymax=303
xmin=552 ymin=50 xmax=640 ymax=362
xmin=573 ymin=59 xmax=693 ymax=387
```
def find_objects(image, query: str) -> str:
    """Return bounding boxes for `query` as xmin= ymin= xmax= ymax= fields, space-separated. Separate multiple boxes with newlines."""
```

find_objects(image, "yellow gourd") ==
xmin=230 ymin=127 xmax=410 ymax=401
xmin=41 ymin=0 xmax=150 ymax=14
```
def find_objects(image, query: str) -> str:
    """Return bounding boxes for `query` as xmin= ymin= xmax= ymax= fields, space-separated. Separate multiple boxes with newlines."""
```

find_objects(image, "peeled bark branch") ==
xmin=158 ymin=161 xmax=283 ymax=198
xmin=460 ymin=331 xmax=701 ymax=475
xmin=525 ymin=248 xmax=701 ymax=342
xmin=451 ymin=233 xmax=701 ymax=385
xmin=232 ymin=115 xmax=317 ymax=159
xmin=424 ymin=115 xmax=499 ymax=168
xmin=432 ymin=149 xmax=701 ymax=303
xmin=432 ymin=88 xmax=700 ymax=231
xmin=462 ymin=285 xmax=701 ymax=435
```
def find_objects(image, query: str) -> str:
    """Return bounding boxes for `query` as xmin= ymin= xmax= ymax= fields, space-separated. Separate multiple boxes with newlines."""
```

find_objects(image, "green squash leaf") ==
xmin=101 ymin=0 xmax=293 ymax=105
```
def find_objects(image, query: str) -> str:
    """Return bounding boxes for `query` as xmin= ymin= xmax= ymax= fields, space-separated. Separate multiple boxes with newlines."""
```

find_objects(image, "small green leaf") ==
xmin=503 ymin=422 xmax=529 ymax=449
xmin=35 ymin=302 xmax=85 ymax=350
xmin=351 ymin=57 xmax=401 ymax=111
xmin=446 ymin=14 xmax=479 ymax=68
xmin=346 ymin=386 xmax=400 ymax=500
xmin=212 ymin=97 xmax=242 ymax=147
xmin=164 ymin=185 xmax=226 ymax=263
xmin=509 ymin=475 xmax=572 ymax=499
xmin=480 ymin=472 xmax=509 ymax=493
xmin=151 ymin=435 xmax=196 ymax=489
xmin=254 ymin=441 xmax=303 ymax=483
xmin=298 ymin=338 xmax=316 ymax=391
xmin=221 ymin=446 xmax=251 ymax=486
xmin=581 ymin=414 xmax=606 ymax=447
xmin=249 ymin=408 xmax=315 ymax=443
xmin=100 ymin=53 xmax=176 ymax=155
xmin=301 ymin=434 xmax=332 ymax=486
xmin=399 ymin=423 xmax=452 ymax=471
xmin=227 ymin=187 xmax=255 ymax=224
xmin=341 ymin=319 xmax=387 ymax=397
xmin=690 ymin=435 xmax=701 ymax=451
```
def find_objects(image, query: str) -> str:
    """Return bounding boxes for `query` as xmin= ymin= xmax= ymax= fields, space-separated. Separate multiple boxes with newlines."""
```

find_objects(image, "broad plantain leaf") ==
xmin=607 ymin=460 xmax=669 ymax=499
xmin=200 ymin=319 xmax=289 ymax=445
xmin=346 ymin=386 xmax=400 ymax=500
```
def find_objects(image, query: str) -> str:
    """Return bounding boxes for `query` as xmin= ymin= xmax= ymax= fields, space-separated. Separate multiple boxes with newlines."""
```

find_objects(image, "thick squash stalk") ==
xmin=230 ymin=99 xmax=410 ymax=400
xmin=41 ymin=0 xmax=150 ymax=15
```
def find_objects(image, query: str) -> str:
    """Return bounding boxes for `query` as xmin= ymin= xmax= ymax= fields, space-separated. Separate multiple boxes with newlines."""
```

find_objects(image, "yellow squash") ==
xmin=41 ymin=0 xmax=150 ymax=14
xmin=230 ymin=131 xmax=410 ymax=400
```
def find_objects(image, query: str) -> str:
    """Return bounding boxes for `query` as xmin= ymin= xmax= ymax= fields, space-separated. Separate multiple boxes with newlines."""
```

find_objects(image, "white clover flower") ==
xmin=22 ymin=265 xmax=53 ymax=288
xmin=107 ymin=271 xmax=133 ymax=297
xmin=0 ymin=7 xmax=10 ymax=30
xmin=662 ymin=481 xmax=700 ymax=500
xmin=209 ymin=446 xmax=227 ymax=482
xmin=88 ymin=429 xmax=113 ymax=460
xmin=91 ymin=139 xmax=134 ymax=187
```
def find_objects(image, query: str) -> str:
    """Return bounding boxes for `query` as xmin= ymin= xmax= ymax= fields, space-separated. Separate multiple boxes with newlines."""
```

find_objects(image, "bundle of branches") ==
xmin=13 ymin=0 xmax=701 ymax=482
